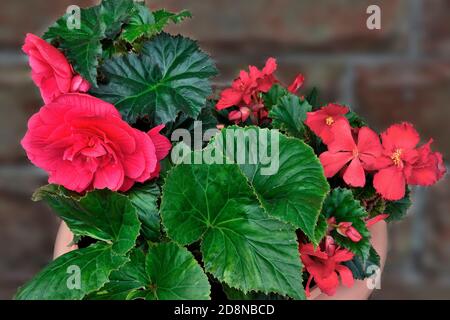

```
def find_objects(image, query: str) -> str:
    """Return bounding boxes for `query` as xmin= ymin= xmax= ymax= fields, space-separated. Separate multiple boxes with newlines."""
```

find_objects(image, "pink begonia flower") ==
xmin=21 ymin=93 xmax=171 ymax=193
xmin=22 ymin=33 xmax=90 ymax=104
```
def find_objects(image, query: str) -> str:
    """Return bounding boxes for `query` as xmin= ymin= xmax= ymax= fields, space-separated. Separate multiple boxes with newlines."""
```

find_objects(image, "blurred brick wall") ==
xmin=0 ymin=0 xmax=448 ymax=299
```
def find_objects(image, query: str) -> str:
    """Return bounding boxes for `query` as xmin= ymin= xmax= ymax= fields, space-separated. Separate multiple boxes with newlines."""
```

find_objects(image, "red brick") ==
xmin=423 ymin=0 xmax=450 ymax=56
xmin=151 ymin=0 xmax=409 ymax=53
xmin=0 ymin=0 xmax=97 ymax=48
xmin=0 ymin=63 xmax=42 ymax=162
xmin=355 ymin=61 xmax=450 ymax=158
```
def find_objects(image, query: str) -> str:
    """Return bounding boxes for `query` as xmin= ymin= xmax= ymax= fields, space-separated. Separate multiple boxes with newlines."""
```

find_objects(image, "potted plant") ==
xmin=16 ymin=0 xmax=445 ymax=300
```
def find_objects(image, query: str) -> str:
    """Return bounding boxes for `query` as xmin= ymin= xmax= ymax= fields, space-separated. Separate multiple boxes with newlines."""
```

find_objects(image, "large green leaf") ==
xmin=44 ymin=5 xmax=106 ymax=85
xmin=127 ymin=183 xmax=161 ymax=242
xmin=15 ymin=243 xmax=128 ymax=300
xmin=322 ymin=188 xmax=371 ymax=260
xmin=161 ymin=160 xmax=305 ymax=299
xmin=209 ymin=126 xmax=329 ymax=242
xmin=33 ymin=185 xmax=140 ymax=255
xmin=269 ymin=94 xmax=312 ymax=139
xmin=92 ymin=33 xmax=218 ymax=124
xmin=90 ymin=243 xmax=210 ymax=300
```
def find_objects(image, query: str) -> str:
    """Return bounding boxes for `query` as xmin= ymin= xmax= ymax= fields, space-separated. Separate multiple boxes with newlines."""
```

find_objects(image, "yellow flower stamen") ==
xmin=391 ymin=149 xmax=403 ymax=167
xmin=325 ymin=116 xmax=334 ymax=126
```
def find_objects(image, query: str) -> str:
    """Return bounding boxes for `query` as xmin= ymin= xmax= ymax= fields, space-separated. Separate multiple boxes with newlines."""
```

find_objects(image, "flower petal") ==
xmin=343 ymin=158 xmax=366 ymax=187
xmin=336 ymin=265 xmax=354 ymax=288
xmin=381 ymin=122 xmax=420 ymax=152
xmin=148 ymin=125 xmax=172 ymax=161
xmin=320 ymin=151 xmax=353 ymax=178
xmin=374 ymin=166 xmax=406 ymax=201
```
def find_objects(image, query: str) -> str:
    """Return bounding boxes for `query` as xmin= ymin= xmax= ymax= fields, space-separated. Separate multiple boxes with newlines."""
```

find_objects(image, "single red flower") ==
xmin=22 ymin=33 xmax=90 ymax=104
xmin=319 ymin=121 xmax=382 ymax=187
xmin=373 ymin=123 xmax=446 ymax=201
xmin=305 ymin=103 xmax=349 ymax=144
xmin=299 ymin=236 xmax=354 ymax=297
xmin=288 ymin=74 xmax=305 ymax=93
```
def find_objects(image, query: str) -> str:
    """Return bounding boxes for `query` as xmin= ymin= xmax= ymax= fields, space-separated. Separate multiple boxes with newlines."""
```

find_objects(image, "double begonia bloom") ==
xmin=22 ymin=33 xmax=90 ymax=104
xmin=300 ymin=236 xmax=354 ymax=297
xmin=21 ymin=93 xmax=171 ymax=193
xmin=373 ymin=123 xmax=446 ymax=201
xmin=216 ymin=57 xmax=277 ymax=111
xmin=305 ymin=103 xmax=349 ymax=144
xmin=319 ymin=121 xmax=382 ymax=187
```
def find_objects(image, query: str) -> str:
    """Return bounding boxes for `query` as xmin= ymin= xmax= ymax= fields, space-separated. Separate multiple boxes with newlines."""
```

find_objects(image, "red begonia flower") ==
xmin=319 ymin=121 xmax=382 ymax=187
xmin=373 ymin=123 xmax=446 ymax=201
xmin=300 ymin=236 xmax=354 ymax=297
xmin=216 ymin=57 xmax=278 ymax=111
xmin=21 ymin=93 xmax=172 ymax=193
xmin=305 ymin=103 xmax=349 ymax=144
xmin=22 ymin=33 xmax=90 ymax=104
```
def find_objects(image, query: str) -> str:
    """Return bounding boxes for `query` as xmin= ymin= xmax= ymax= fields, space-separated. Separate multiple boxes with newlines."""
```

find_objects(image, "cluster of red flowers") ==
xmin=217 ymin=57 xmax=446 ymax=297
xmin=305 ymin=105 xmax=446 ymax=201
xmin=21 ymin=34 xmax=172 ymax=193
xmin=216 ymin=57 xmax=304 ymax=124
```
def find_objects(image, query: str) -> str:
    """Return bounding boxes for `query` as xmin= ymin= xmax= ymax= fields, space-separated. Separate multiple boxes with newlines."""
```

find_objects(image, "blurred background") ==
xmin=0 ymin=0 xmax=449 ymax=299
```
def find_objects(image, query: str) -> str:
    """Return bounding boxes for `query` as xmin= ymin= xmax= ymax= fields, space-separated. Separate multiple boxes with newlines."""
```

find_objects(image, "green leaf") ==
xmin=161 ymin=159 xmax=305 ymax=299
xmin=312 ymin=214 xmax=328 ymax=244
xmin=101 ymin=0 xmax=135 ymax=38
xmin=44 ymin=5 xmax=106 ymax=85
xmin=121 ymin=3 xmax=155 ymax=43
xmin=15 ymin=243 xmax=128 ymax=300
xmin=88 ymin=249 xmax=147 ymax=300
xmin=322 ymin=188 xmax=371 ymax=260
xmin=346 ymin=110 xmax=367 ymax=128
xmin=209 ymin=126 xmax=329 ymax=242
xmin=122 ymin=5 xmax=192 ymax=43
xmin=352 ymin=185 xmax=386 ymax=217
xmin=269 ymin=94 xmax=312 ymax=139
xmin=145 ymin=242 xmax=210 ymax=300
xmin=127 ymin=183 xmax=161 ymax=242
xmin=90 ymin=243 xmax=211 ymax=300
xmin=223 ymin=284 xmax=287 ymax=300
xmin=33 ymin=185 xmax=140 ymax=255
xmin=92 ymin=33 xmax=218 ymax=124
xmin=154 ymin=9 xmax=192 ymax=25
xmin=385 ymin=189 xmax=412 ymax=222
xmin=263 ymin=84 xmax=288 ymax=109
xmin=306 ymin=88 xmax=320 ymax=110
